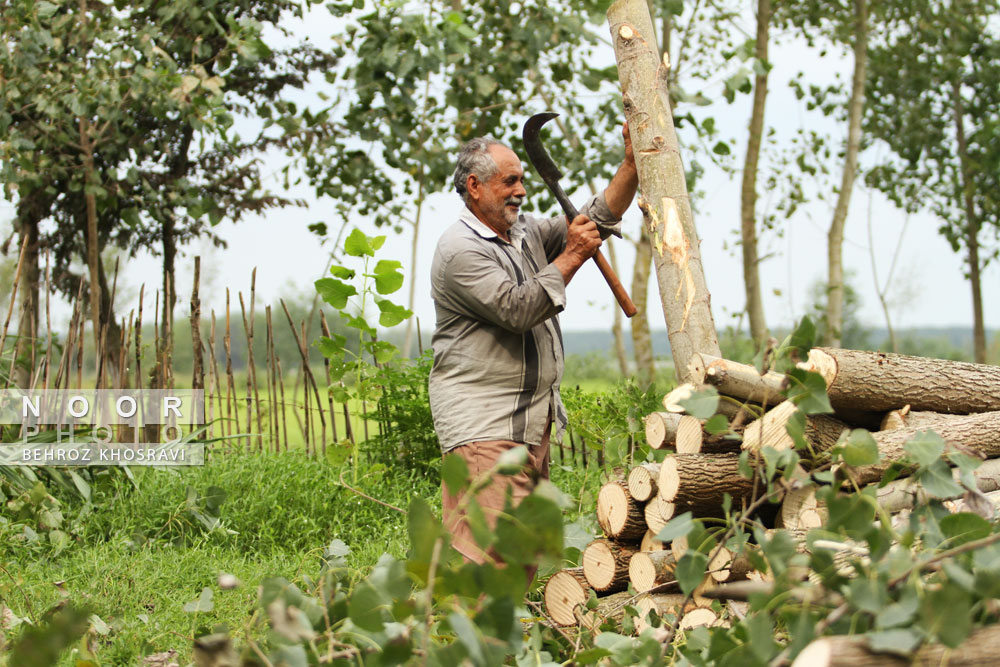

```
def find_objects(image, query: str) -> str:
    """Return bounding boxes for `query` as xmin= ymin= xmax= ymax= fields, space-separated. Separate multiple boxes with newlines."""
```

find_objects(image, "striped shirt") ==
xmin=428 ymin=193 xmax=621 ymax=453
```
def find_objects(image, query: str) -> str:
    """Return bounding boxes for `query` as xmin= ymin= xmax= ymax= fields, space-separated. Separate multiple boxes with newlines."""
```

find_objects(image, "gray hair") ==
xmin=453 ymin=137 xmax=504 ymax=204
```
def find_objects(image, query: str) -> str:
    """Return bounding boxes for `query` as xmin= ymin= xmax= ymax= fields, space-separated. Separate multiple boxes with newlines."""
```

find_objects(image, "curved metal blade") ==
xmin=522 ymin=112 xmax=563 ymax=184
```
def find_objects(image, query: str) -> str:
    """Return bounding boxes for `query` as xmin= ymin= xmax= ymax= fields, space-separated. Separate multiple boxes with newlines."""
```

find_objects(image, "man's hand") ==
xmin=553 ymin=214 xmax=602 ymax=285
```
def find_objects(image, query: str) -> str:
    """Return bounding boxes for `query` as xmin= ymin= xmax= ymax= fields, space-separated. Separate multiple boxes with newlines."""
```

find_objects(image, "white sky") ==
xmin=2 ymin=4 xmax=997 ymax=338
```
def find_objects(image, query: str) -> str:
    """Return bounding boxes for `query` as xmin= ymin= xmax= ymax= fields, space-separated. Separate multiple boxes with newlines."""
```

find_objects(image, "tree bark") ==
xmin=658 ymin=453 xmax=753 ymax=512
xmin=824 ymin=0 xmax=868 ymax=348
xmin=740 ymin=0 xmax=771 ymax=345
xmin=952 ymin=78 xmax=986 ymax=364
xmin=597 ymin=480 xmax=648 ymax=541
xmin=631 ymin=224 xmax=655 ymax=384
xmin=819 ymin=347 xmax=1000 ymax=414
xmin=792 ymin=624 xmax=1000 ymax=667
xmin=845 ymin=411 xmax=1000 ymax=486
xmin=583 ymin=539 xmax=638 ymax=593
xmin=742 ymin=400 xmax=849 ymax=460
xmin=608 ymin=0 xmax=721 ymax=382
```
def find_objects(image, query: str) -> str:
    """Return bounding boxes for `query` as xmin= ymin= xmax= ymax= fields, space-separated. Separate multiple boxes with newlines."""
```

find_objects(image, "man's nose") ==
xmin=514 ymin=180 xmax=527 ymax=198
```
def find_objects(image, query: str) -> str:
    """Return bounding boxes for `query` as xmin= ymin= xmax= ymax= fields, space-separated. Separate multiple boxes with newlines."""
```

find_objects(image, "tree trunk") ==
xmin=824 ymin=0 xmax=868 ymax=348
xmin=13 ymin=211 xmax=40 ymax=388
xmin=819 ymin=347 xmax=1000 ymax=414
xmin=597 ymin=480 xmax=648 ymax=541
xmin=952 ymin=78 xmax=986 ymax=364
xmin=606 ymin=238 xmax=631 ymax=376
xmin=79 ymin=117 xmax=101 ymax=355
xmin=583 ymin=539 xmax=637 ymax=593
xmin=845 ymin=411 xmax=1000 ymax=486
xmin=792 ymin=624 xmax=1000 ymax=667
xmin=608 ymin=0 xmax=721 ymax=382
xmin=658 ymin=453 xmax=753 ymax=512
xmin=631 ymin=225 xmax=655 ymax=384
xmin=191 ymin=257 xmax=204 ymax=395
xmin=740 ymin=0 xmax=770 ymax=346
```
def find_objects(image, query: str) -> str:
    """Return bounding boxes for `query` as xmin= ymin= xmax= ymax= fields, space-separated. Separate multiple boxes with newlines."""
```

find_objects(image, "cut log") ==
xmin=871 ymin=457 xmax=1000 ymax=513
xmin=690 ymin=350 xmax=838 ymax=407
xmin=741 ymin=400 xmax=849 ymax=460
xmin=844 ymin=411 xmax=1000 ymax=486
xmin=585 ymin=590 xmax=637 ymax=629
xmin=658 ymin=453 xmax=753 ymax=512
xmin=643 ymin=495 xmax=676 ymax=534
xmin=629 ymin=550 xmax=678 ymax=592
xmin=607 ymin=0 xmax=722 ymax=383
xmin=676 ymin=415 xmax=704 ymax=453
xmin=670 ymin=534 xmax=688 ymax=561
xmin=644 ymin=412 xmax=683 ymax=450
xmin=628 ymin=462 xmax=660 ymax=501
xmin=679 ymin=607 xmax=720 ymax=630
xmin=543 ymin=568 xmax=590 ymax=626
xmin=634 ymin=593 xmax=692 ymax=632
xmin=597 ymin=481 xmax=647 ymax=541
xmin=663 ymin=383 xmax=750 ymax=421
xmin=707 ymin=546 xmax=756 ymax=583
xmin=640 ymin=530 xmax=666 ymax=553
xmin=778 ymin=485 xmax=825 ymax=531
xmin=583 ymin=539 xmax=638 ymax=593
xmin=818 ymin=347 xmax=1000 ymax=415
xmin=791 ymin=624 xmax=1000 ymax=667
xmin=881 ymin=407 xmax=974 ymax=432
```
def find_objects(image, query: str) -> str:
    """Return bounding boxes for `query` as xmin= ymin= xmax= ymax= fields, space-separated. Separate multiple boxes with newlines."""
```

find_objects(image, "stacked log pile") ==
xmin=543 ymin=348 xmax=1000 ymax=633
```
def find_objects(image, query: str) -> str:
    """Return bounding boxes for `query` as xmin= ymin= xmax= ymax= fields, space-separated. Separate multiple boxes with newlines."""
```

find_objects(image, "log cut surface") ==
xmin=583 ymin=539 xmax=637 ymax=593
xmin=543 ymin=568 xmax=590 ymax=626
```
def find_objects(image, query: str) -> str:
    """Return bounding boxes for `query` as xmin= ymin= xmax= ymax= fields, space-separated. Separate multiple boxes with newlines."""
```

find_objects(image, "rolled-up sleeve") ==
xmin=537 ymin=192 xmax=623 ymax=260
xmin=441 ymin=247 xmax=565 ymax=334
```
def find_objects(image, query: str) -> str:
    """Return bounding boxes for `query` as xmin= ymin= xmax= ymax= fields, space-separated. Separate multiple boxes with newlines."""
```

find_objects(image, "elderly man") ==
xmin=429 ymin=124 xmax=637 ymax=565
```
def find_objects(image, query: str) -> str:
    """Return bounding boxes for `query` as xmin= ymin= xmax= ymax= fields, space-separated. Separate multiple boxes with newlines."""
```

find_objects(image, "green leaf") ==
xmin=712 ymin=141 xmax=731 ymax=156
xmin=656 ymin=512 xmax=694 ymax=543
xmin=746 ymin=612 xmax=778 ymax=661
xmin=449 ymin=612 xmax=485 ymax=665
xmin=495 ymin=446 xmax=528 ymax=475
xmin=841 ymin=429 xmax=880 ymax=466
xmin=183 ymin=587 xmax=214 ymax=613
xmin=867 ymin=628 xmax=922 ymax=655
xmin=574 ymin=647 xmax=613 ymax=664
xmin=939 ymin=513 xmax=991 ymax=547
xmin=369 ymin=340 xmax=398 ymax=364
xmin=376 ymin=299 xmax=412 ymax=327
xmin=785 ymin=369 xmax=833 ymax=414
xmin=315 ymin=278 xmax=357 ymax=310
xmin=37 ymin=1 xmax=59 ymax=19
xmin=916 ymin=459 xmax=964 ymax=498
xmin=121 ymin=207 xmax=140 ymax=227
xmin=330 ymin=265 xmax=355 ymax=279
xmin=903 ymin=430 xmax=946 ymax=467
xmin=348 ymin=581 xmax=385 ymax=632
xmin=344 ymin=228 xmax=374 ymax=257
xmin=919 ymin=585 xmax=971 ymax=647
xmin=704 ymin=414 xmax=729 ymax=435
xmin=677 ymin=386 xmax=719 ymax=420
xmin=675 ymin=551 xmax=708 ymax=596
xmin=372 ymin=259 xmax=404 ymax=295
xmin=316 ymin=335 xmax=347 ymax=359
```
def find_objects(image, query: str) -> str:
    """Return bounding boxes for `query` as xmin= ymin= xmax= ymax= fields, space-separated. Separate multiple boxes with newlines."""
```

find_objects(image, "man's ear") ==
xmin=465 ymin=174 xmax=480 ymax=201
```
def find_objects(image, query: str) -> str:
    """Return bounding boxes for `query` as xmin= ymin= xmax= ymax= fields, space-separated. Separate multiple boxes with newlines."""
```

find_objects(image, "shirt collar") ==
xmin=459 ymin=206 xmax=526 ymax=250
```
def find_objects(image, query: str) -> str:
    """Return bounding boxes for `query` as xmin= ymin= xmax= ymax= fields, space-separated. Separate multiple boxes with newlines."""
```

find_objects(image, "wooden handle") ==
xmin=593 ymin=250 xmax=637 ymax=318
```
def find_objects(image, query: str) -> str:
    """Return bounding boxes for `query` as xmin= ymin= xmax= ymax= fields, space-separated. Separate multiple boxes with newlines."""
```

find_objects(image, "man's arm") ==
xmin=603 ymin=121 xmax=639 ymax=218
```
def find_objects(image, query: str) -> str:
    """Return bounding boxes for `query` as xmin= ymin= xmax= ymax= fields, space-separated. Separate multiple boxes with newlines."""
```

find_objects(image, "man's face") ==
xmin=470 ymin=145 xmax=527 ymax=235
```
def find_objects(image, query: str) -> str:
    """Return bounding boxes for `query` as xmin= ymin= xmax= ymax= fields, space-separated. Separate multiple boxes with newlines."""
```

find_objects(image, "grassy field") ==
xmin=0 ymin=448 xmax=605 ymax=664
